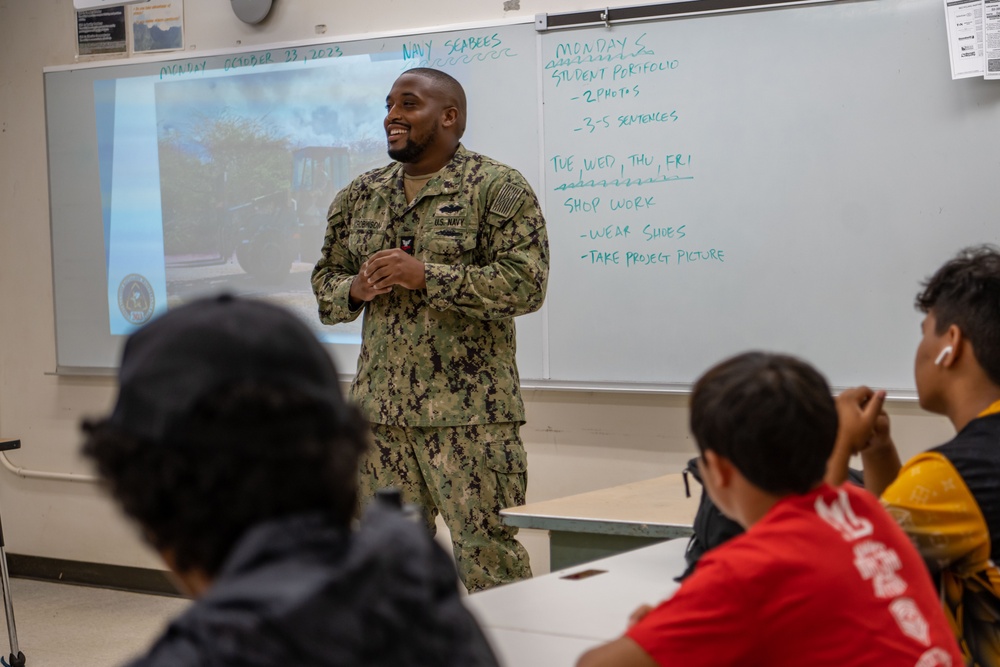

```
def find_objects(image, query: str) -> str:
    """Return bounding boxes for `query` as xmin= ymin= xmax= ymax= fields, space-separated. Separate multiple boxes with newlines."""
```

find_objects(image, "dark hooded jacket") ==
xmin=127 ymin=502 xmax=500 ymax=666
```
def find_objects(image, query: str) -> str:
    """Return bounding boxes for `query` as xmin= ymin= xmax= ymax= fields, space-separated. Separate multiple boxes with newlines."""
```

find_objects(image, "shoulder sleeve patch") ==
xmin=490 ymin=183 xmax=525 ymax=219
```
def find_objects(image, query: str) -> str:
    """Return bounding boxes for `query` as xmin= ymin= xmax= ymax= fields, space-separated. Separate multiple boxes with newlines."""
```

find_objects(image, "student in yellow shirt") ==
xmin=828 ymin=245 xmax=1000 ymax=667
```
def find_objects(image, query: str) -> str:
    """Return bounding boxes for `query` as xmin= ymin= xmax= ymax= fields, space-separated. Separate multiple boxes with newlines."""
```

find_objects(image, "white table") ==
xmin=501 ymin=474 xmax=699 ymax=569
xmin=467 ymin=538 xmax=688 ymax=667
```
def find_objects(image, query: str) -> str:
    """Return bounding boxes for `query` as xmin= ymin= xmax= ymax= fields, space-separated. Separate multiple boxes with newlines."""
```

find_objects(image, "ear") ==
xmin=702 ymin=449 xmax=735 ymax=490
xmin=941 ymin=324 xmax=963 ymax=368
xmin=440 ymin=105 xmax=459 ymax=129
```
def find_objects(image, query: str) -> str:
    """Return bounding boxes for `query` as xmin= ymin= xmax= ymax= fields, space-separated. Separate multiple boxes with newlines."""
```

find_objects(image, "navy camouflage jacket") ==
xmin=312 ymin=145 xmax=549 ymax=427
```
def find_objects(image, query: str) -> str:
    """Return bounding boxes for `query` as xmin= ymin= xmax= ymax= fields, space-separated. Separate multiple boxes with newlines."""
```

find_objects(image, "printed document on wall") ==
xmin=131 ymin=2 xmax=184 ymax=53
xmin=985 ymin=0 xmax=1000 ymax=79
xmin=945 ymin=0 xmax=985 ymax=78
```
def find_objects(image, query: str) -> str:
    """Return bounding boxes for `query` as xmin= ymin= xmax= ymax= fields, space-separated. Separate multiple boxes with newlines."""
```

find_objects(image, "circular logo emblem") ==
xmin=117 ymin=274 xmax=156 ymax=325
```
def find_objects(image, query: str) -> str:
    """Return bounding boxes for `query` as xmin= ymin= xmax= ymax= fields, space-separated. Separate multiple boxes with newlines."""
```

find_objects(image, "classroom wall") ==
xmin=0 ymin=0 xmax=957 ymax=575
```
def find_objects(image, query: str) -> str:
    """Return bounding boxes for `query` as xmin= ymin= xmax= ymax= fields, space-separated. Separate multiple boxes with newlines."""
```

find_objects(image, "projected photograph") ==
xmin=97 ymin=54 xmax=410 ymax=341
xmin=155 ymin=60 xmax=406 ymax=338
xmin=50 ymin=22 xmax=538 ymax=371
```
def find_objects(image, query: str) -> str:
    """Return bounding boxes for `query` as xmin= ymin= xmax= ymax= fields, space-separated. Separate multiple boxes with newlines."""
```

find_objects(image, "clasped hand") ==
xmin=835 ymin=386 xmax=892 ymax=455
xmin=349 ymin=248 xmax=427 ymax=303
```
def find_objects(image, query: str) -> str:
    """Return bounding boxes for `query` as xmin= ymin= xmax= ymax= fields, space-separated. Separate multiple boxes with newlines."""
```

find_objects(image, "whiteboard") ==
xmin=537 ymin=0 xmax=1000 ymax=394
xmin=44 ymin=20 xmax=545 ymax=380
xmin=46 ymin=0 xmax=1000 ymax=394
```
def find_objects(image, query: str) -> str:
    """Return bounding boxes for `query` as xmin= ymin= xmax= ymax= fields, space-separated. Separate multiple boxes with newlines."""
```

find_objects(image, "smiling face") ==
xmin=383 ymin=72 xmax=459 ymax=174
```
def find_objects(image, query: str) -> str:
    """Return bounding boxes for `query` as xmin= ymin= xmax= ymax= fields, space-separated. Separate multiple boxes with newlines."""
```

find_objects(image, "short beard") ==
xmin=387 ymin=126 xmax=437 ymax=163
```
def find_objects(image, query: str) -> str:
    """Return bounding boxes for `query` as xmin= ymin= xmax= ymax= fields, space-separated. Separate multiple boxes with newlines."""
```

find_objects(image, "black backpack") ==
xmin=677 ymin=458 xmax=743 ymax=581
xmin=677 ymin=457 xmax=864 ymax=581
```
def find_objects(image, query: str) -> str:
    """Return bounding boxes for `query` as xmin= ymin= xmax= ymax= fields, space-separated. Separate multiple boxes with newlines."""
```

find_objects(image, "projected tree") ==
xmin=158 ymin=111 xmax=291 ymax=259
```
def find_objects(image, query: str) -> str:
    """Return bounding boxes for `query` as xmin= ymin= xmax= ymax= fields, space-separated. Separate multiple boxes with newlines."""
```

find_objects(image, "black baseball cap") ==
xmin=108 ymin=294 xmax=345 ymax=441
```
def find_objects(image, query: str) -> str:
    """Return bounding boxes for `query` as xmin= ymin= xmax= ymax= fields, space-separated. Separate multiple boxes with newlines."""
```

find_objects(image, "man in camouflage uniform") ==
xmin=311 ymin=67 xmax=549 ymax=591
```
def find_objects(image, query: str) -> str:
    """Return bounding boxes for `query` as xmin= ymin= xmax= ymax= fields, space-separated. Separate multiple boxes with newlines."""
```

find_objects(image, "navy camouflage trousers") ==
xmin=360 ymin=422 xmax=533 ymax=592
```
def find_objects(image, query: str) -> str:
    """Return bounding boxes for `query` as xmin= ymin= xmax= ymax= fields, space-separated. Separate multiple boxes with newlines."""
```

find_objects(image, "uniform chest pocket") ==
xmin=348 ymin=220 xmax=385 ymax=258
xmin=422 ymin=216 xmax=477 ymax=261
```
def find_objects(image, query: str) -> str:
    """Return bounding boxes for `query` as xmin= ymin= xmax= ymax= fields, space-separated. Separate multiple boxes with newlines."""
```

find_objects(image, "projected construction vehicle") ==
xmin=229 ymin=146 xmax=350 ymax=282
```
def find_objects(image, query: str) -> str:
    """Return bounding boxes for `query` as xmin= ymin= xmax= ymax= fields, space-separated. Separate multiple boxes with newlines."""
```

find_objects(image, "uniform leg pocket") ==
xmin=484 ymin=439 xmax=528 ymax=511
xmin=438 ymin=424 xmax=532 ymax=590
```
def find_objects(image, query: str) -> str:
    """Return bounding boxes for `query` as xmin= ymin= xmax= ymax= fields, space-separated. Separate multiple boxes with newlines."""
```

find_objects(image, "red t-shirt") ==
xmin=626 ymin=483 xmax=963 ymax=666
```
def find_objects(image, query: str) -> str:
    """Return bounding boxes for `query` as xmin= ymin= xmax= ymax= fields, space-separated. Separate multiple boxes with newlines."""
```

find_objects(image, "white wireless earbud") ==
xmin=934 ymin=346 xmax=954 ymax=366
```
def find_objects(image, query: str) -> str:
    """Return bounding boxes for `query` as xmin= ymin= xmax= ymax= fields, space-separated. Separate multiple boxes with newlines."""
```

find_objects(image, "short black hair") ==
xmin=916 ymin=244 xmax=1000 ymax=386
xmin=81 ymin=295 xmax=371 ymax=576
xmin=403 ymin=67 xmax=467 ymax=137
xmin=82 ymin=382 xmax=368 ymax=577
xmin=689 ymin=352 xmax=837 ymax=495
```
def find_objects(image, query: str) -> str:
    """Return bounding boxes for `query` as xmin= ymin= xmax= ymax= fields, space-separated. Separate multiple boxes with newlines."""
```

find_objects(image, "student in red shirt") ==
xmin=577 ymin=352 xmax=962 ymax=667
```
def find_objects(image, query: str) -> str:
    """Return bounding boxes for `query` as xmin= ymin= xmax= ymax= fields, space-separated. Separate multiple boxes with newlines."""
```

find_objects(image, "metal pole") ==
xmin=0 ymin=510 xmax=23 ymax=666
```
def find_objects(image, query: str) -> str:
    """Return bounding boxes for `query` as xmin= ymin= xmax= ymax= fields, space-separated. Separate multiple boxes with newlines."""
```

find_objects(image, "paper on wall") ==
xmin=944 ymin=0 xmax=985 ymax=78
xmin=985 ymin=0 xmax=1000 ymax=79
xmin=131 ymin=1 xmax=184 ymax=54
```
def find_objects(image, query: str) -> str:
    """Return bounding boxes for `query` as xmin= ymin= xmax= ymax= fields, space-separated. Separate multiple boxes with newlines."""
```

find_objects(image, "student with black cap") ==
xmin=81 ymin=294 xmax=499 ymax=667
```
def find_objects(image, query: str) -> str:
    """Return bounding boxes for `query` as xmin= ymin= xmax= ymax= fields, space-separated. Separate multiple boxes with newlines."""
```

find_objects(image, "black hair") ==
xmin=402 ymin=67 xmax=467 ymax=137
xmin=689 ymin=352 xmax=837 ymax=495
xmin=916 ymin=244 xmax=1000 ymax=386
xmin=81 ymin=381 xmax=369 ymax=577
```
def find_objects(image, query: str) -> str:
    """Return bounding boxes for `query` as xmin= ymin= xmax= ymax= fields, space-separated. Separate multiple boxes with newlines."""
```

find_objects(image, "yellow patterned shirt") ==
xmin=882 ymin=403 xmax=1000 ymax=667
